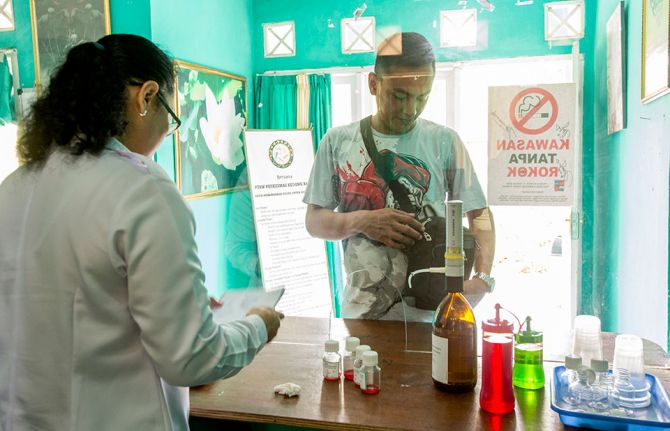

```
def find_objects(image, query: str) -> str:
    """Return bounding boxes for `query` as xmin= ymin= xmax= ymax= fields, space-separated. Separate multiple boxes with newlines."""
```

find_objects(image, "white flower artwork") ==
xmin=174 ymin=61 xmax=248 ymax=199
xmin=199 ymin=85 xmax=246 ymax=171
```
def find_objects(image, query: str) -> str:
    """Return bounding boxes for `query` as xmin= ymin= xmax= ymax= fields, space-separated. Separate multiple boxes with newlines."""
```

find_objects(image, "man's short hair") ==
xmin=374 ymin=32 xmax=436 ymax=76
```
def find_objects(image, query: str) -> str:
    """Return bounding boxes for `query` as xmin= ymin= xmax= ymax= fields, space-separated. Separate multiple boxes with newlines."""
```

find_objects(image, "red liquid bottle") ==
xmin=479 ymin=304 xmax=515 ymax=414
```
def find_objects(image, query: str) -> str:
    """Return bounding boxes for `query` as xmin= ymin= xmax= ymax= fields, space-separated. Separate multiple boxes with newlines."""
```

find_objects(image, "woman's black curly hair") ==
xmin=18 ymin=34 xmax=175 ymax=167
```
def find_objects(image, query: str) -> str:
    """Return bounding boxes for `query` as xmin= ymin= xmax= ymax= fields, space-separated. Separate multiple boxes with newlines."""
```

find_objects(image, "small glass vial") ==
xmin=323 ymin=340 xmax=341 ymax=381
xmin=589 ymin=359 xmax=612 ymax=412
xmin=561 ymin=355 xmax=582 ymax=405
xmin=360 ymin=351 xmax=381 ymax=395
xmin=343 ymin=337 xmax=360 ymax=381
xmin=560 ymin=354 xmax=582 ymax=385
xmin=353 ymin=344 xmax=371 ymax=387
xmin=566 ymin=366 xmax=595 ymax=407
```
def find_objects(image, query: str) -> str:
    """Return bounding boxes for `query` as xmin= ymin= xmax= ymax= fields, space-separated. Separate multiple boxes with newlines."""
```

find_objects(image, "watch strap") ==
xmin=474 ymin=272 xmax=495 ymax=293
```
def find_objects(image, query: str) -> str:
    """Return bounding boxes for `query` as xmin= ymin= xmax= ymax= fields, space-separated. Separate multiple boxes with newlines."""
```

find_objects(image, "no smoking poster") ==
xmin=488 ymin=84 xmax=576 ymax=206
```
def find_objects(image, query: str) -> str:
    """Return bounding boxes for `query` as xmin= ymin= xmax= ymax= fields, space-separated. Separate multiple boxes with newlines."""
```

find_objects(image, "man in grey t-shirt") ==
xmin=304 ymin=32 xmax=496 ymax=319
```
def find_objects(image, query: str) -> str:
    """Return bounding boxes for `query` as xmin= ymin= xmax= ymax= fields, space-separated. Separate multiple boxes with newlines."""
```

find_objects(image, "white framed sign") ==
xmin=244 ymin=129 xmax=332 ymax=317
xmin=488 ymin=83 xmax=576 ymax=206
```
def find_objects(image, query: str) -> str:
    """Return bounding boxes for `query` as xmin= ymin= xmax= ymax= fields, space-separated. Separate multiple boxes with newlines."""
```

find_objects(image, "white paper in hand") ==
xmin=212 ymin=288 xmax=284 ymax=324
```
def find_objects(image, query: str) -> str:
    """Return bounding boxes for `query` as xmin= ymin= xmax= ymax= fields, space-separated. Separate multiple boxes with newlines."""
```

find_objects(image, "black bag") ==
xmin=359 ymin=116 xmax=473 ymax=310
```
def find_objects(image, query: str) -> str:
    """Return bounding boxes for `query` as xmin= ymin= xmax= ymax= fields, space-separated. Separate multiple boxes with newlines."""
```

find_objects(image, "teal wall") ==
xmin=150 ymin=0 xmax=257 ymax=296
xmin=586 ymin=0 xmax=669 ymax=348
xmin=252 ymin=0 xmax=573 ymax=74
xmin=110 ymin=0 xmax=152 ymax=39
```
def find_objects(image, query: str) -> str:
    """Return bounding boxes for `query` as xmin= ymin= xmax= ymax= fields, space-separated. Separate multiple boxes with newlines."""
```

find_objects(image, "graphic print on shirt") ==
xmin=334 ymin=149 xmax=431 ymax=214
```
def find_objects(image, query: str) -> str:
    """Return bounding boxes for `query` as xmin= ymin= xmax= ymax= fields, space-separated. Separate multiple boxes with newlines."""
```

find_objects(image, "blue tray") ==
xmin=551 ymin=366 xmax=670 ymax=430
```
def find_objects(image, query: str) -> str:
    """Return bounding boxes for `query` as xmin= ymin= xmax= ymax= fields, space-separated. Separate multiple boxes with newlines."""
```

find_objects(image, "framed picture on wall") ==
xmin=607 ymin=2 xmax=626 ymax=134
xmin=29 ymin=0 xmax=111 ymax=91
xmin=641 ymin=0 xmax=670 ymax=103
xmin=174 ymin=60 xmax=248 ymax=200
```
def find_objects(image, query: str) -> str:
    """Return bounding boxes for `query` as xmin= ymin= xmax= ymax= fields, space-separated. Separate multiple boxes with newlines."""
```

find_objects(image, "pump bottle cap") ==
xmin=345 ymin=336 xmax=360 ymax=351
xmin=482 ymin=303 xmax=514 ymax=333
xmin=325 ymin=339 xmax=339 ymax=353
xmin=516 ymin=316 xmax=543 ymax=344
xmin=362 ymin=351 xmax=378 ymax=366
xmin=355 ymin=345 xmax=371 ymax=359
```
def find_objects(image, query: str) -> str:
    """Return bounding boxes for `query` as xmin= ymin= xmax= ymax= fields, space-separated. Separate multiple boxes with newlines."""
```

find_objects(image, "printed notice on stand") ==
xmin=488 ymin=84 xmax=576 ymax=206
xmin=244 ymin=130 xmax=332 ymax=317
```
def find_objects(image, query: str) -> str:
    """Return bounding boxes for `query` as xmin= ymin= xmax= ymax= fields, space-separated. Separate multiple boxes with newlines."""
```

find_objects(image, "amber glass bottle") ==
xmin=432 ymin=200 xmax=477 ymax=392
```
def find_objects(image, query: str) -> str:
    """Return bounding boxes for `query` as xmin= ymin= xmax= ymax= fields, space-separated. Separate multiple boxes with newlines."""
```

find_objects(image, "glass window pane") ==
xmin=421 ymin=77 xmax=447 ymax=126
xmin=440 ymin=9 xmax=478 ymax=48
xmin=264 ymin=22 xmax=295 ymax=57
xmin=545 ymin=1 xmax=584 ymax=41
xmin=0 ymin=0 xmax=14 ymax=31
xmin=331 ymin=82 xmax=353 ymax=127
xmin=341 ymin=17 xmax=375 ymax=54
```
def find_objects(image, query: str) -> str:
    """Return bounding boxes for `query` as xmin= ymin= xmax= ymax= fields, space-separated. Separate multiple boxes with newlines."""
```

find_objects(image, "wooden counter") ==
xmin=190 ymin=317 xmax=670 ymax=430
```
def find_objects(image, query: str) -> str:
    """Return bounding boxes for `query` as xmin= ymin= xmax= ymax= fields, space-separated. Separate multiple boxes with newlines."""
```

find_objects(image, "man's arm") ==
xmin=305 ymin=204 xmax=424 ymax=250
xmin=464 ymin=206 xmax=496 ymax=293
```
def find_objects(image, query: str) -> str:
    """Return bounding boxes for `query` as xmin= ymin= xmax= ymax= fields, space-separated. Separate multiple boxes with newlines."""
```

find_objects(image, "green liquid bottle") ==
xmin=512 ymin=316 xmax=545 ymax=389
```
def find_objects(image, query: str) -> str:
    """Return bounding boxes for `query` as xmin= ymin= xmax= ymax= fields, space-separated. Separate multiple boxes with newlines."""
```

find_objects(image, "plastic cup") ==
xmin=613 ymin=334 xmax=645 ymax=378
xmin=571 ymin=315 xmax=603 ymax=365
xmin=612 ymin=334 xmax=650 ymax=409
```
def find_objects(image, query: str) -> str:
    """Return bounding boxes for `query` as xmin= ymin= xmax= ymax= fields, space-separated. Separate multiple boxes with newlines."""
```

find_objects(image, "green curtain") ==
xmin=254 ymin=75 xmax=297 ymax=129
xmin=0 ymin=55 xmax=15 ymax=123
xmin=307 ymin=74 xmax=343 ymax=317
xmin=308 ymin=74 xmax=332 ymax=151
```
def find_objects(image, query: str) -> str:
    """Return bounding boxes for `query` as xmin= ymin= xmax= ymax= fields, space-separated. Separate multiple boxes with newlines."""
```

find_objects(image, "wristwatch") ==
xmin=473 ymin=272 xmax=496 ymax=293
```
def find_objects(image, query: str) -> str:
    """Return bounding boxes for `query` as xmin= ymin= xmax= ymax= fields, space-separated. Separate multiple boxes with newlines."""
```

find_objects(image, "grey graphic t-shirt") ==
xmin=304 ymin=118 xmax=486 ymax=319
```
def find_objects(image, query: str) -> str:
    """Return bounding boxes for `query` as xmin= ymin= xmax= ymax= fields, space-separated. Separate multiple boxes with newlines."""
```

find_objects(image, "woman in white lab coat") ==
xmin=0 ymin=34 xmax=283 ymax=431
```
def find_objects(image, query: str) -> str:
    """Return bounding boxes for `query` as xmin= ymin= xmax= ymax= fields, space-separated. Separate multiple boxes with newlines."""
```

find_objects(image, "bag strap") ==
xmin=359 ymin=116 xmax=415 ymax=213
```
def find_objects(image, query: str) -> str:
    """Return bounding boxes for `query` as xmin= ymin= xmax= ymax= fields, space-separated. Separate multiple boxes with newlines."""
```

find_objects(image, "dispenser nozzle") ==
xmin=524 ymin=316 xmax=532 ymax=334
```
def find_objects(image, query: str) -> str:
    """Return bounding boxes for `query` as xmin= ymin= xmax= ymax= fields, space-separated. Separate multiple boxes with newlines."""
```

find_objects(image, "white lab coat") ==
xmin=0 ymin=139 xmax=268 ymax=431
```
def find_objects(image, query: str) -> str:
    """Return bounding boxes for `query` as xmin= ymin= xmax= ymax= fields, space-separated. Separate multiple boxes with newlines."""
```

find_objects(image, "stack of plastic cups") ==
xmin=571 ymin=315 xmax=603 ymax=366
xmin=611 ymin=334 xmax=651 ymax=409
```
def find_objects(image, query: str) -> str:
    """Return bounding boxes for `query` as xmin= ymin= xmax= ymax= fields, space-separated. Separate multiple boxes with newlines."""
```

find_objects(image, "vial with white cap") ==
xmin=323 ymin=340 xmax=341 ymax=381
xmin=560 ymin=354 xmax=582 ymax=405
xmin=353 ymin=344 xmax=371 ymax=386
xmin=590 ymin=358 xmax=612 ymax=412
xmin=343 ymin=337 xmax=360 ymax=381
xmin=360 ymin=351 xmax=381 ymax=395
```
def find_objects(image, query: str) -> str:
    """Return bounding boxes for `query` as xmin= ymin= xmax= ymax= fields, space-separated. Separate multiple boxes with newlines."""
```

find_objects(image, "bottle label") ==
xmin=432 ymin=334 xmax=449 ymax=383
xmin=323 ymin=360 xmax=340 ymax=379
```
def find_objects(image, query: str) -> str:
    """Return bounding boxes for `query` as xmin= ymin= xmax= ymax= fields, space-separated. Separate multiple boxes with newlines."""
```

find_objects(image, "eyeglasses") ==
xmin=129 ymin=81 xmax=181 ymax=136
xmin=156 ymin=92 xmax=181 ymax=136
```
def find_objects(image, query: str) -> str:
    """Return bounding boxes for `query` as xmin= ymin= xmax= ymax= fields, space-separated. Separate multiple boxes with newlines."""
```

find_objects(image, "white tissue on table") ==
xmin=274 ymin=383 xmax=301 ymax=397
